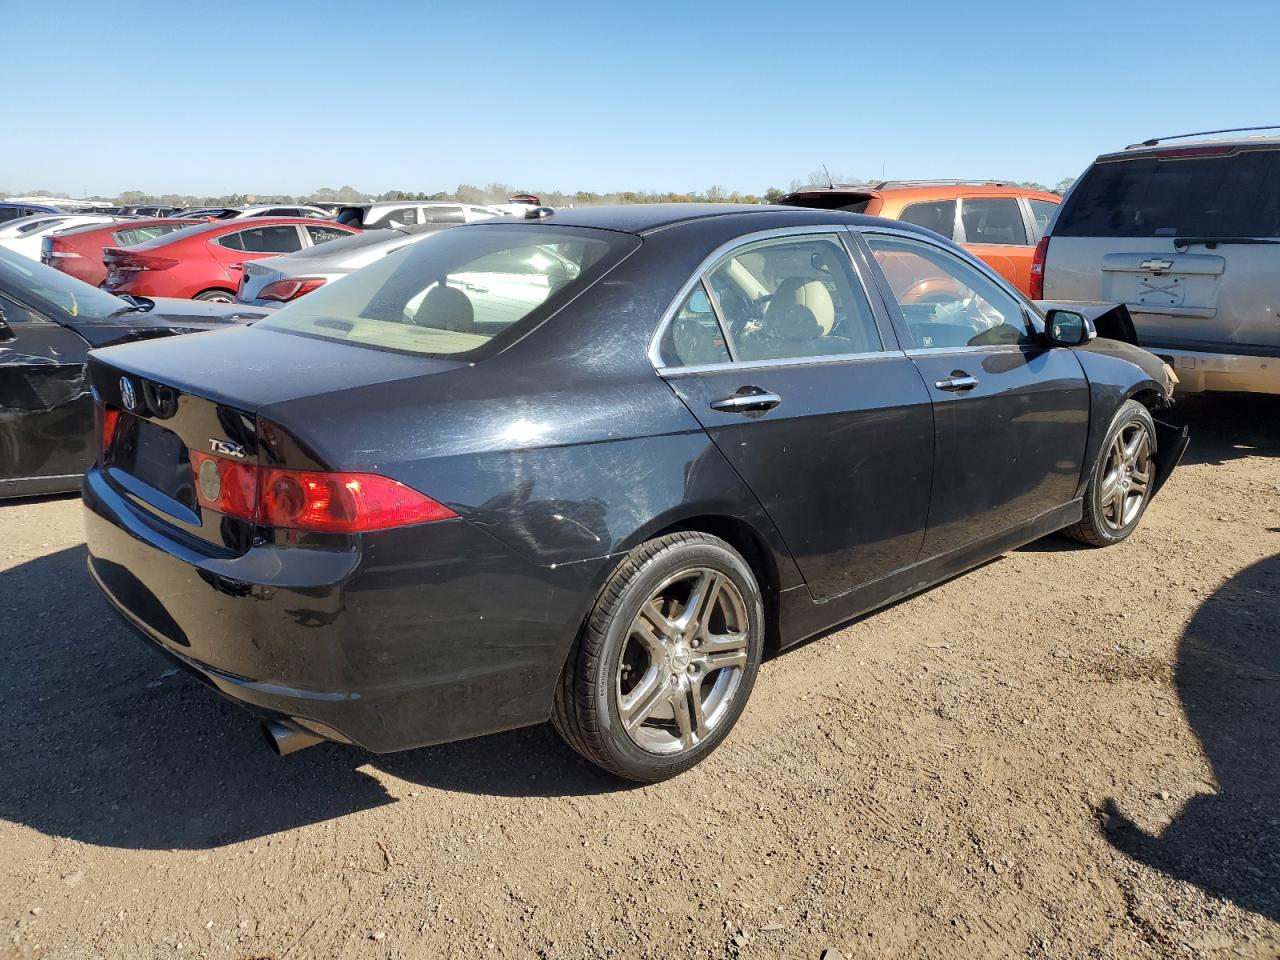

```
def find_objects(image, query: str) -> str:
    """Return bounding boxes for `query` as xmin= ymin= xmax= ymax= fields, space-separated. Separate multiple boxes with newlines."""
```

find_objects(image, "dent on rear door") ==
xmin=0 ymin=315 xmax=93 ymax=483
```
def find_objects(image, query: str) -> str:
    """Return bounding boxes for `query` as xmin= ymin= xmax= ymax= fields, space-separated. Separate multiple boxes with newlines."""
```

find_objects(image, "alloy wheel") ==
xmin=1100 ymin=421 xmax=1153 ymax=531
xmin=616 ymin=567 xmax=750 ymax=755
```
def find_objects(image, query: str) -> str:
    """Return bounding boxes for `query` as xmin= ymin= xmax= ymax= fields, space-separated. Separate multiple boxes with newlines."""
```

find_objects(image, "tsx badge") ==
xmin=209 ymin=438 xmax=248 ymax=459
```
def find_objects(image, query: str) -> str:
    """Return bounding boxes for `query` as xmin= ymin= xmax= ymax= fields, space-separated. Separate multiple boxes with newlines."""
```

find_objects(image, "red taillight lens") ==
xmin=257 ymin=277 xmax=327 ymax=302
xmin=191 ymin=452 xmax=259 ymax=521
xmin=189 ymin=453 xmax=456 ymax=532
xmin=1029 ymin=236 xmax=1050 ymax=300
xmin=98 ymin=405 xmax=120 ymax=455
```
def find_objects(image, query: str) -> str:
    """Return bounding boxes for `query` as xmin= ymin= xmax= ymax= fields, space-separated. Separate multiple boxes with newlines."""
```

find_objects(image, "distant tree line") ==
xmin=5 ymin=174 xmax=1078 ymax=208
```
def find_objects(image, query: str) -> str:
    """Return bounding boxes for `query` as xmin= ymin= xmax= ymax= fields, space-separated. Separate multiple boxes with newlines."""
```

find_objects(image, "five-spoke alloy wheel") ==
xmin=1066 ymin=399 xmax=1158 ymax=546
xmin=553 ymin=532 xmax=764 ymax=782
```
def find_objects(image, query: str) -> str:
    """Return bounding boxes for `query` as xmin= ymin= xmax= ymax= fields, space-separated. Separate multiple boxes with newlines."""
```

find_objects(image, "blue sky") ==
xmin=4 ymin=0 xmax=1279 ymax=197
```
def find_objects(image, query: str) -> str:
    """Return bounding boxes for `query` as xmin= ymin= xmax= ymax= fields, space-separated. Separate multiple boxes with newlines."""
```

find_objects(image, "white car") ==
xmin=0 ymin=214 xmax=129 ymax=261
xmin=333 ymin=201 xmax=506 ymax=229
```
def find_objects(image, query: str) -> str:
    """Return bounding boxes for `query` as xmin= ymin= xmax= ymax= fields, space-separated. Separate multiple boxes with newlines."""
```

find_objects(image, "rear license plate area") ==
xmin=113 ymin=417 xmax=197 ymax=508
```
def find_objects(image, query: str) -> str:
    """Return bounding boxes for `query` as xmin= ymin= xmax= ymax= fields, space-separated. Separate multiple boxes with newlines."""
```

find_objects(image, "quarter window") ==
xmin=704 ymin=234 xmax=881 ymax=362
xmin=959 ymin=198 xmax=1028 ymax=245
xmin=658 ymin=284 xmax=731 ymax=367
xmin=898 ymin=200 xmax=957 ymax=240
xmin=865 ymin=233 xmax=1031 ymax=349
xmin=1027 ymin=199 xmax=1057 ymax=240
xmin=306 ymin=225 xmax=348 ymax=245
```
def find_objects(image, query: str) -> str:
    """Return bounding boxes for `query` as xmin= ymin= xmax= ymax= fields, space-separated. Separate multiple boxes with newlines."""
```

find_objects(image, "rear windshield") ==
xmin=258 ymin=224 xmax=637 ymax=357
xmin=1056 ymin=148 xmax=1280 ymax=238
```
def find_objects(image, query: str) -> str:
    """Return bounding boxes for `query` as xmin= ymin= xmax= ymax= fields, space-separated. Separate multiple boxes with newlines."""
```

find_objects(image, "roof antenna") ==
xmin=822 ymin=164 xmax=835 ymax=189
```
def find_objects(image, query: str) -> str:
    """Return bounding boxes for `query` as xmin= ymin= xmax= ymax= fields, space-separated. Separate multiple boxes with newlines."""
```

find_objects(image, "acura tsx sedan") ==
xmin=82 ymin=205 xmax=1186 ymax=782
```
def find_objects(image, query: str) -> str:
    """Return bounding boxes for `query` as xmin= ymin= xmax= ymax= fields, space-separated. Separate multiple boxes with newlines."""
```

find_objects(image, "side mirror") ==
xmin=0 ymin=304 xmax=12 ymax=342
xmin=1044 ymin=308 xmax=1095 ymax=347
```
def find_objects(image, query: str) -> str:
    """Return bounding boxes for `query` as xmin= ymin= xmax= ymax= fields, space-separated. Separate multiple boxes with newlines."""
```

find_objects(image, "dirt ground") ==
xmin=1 ymin=393 xmax=1277 ymax=960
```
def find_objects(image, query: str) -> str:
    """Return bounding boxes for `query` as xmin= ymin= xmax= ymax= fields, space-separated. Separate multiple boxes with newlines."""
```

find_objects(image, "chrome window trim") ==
xmin=648 ymin=224 xmax=885 ymax=372
xmin=657 ymin=349 xmax=903 ymax=379
xmin=901 ymin=344 xmax=1028 ymax=358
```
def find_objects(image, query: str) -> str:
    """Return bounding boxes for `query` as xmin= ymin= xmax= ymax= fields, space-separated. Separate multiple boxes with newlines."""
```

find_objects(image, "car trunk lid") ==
xmin=87 ymin=325 xmax=465 ymax=552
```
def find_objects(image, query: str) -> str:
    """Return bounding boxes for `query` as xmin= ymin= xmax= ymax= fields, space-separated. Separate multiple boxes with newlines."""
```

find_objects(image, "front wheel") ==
xmin=1064 ymin=399 xmax=1157 ymax=547
xmin=552 ymin=532 xmax=764 ymax=782
xmin=193 ymin=289 xmax=235 ymax=303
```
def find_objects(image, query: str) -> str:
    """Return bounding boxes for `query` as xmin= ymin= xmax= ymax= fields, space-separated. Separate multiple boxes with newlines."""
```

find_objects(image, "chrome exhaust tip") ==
xmin=262 ymin=718 xmax=324 ymax=756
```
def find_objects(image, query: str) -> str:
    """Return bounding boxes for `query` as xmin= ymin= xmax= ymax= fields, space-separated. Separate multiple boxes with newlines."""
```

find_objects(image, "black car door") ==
xmin=0 ymin=292 xmax=93 ymax=489
xmin=857 ymin=229 xmax=1089 ymax=558
xmin=654 ymin=228 xmax=935 ymax=601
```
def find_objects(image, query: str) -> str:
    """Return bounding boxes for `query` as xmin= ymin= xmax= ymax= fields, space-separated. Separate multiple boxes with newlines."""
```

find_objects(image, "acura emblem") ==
xmin=119 ymin=377 xmax=136 ymax=411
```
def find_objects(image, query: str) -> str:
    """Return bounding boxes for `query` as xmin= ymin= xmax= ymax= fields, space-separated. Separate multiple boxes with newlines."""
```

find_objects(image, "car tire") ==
xmin=552 ymin=531 xmax=764 ymax=782
xmin=1063 ymin=399 xmax=1157 ymax=547
xmin=193 ymin=289 xmax=235 ymax=303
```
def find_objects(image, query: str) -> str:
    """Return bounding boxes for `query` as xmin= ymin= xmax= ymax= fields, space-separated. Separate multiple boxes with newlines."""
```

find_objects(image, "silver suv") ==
xmin=334 ymin=201 xmax=505 ymax=230
xmin=1040 ymin=127 xmax=1280 ymax=394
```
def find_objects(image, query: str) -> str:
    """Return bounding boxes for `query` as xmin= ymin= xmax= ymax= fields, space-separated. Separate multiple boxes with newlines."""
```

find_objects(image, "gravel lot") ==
xmin=1 ymin=394 xmax=1277 ymax=960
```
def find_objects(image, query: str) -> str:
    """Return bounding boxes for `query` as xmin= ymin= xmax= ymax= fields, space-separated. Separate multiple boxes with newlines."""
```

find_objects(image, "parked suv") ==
xmin=334 ymin=201 xmax=506 ymax=229
xmin=778 ymin=181 xmax=1059 ymax=295
xmin=1038 ymin=128 xmax=1280 ymax=395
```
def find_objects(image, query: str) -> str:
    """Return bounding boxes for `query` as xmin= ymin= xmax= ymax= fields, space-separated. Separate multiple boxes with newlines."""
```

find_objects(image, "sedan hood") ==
xmin=64 ymin=297 xmax=273 ymax=348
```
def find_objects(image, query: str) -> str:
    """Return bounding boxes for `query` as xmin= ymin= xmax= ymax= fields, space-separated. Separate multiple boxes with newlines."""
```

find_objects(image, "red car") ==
xmin=102 ymin=218 xmax=357 ymax=301
xmin=41 ymin=218 xmax=202 ymax=287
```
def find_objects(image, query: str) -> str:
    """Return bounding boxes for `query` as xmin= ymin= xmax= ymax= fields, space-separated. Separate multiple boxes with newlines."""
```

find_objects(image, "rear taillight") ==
xmin=257 ymin=277 xmax=327 ymax=302
xmin=189 ymin=452 xmax=456 ymax=533
xmin=41 ymin=237 xmax=81 ymax=266
xmin=96 ymin=404 xmax=120 ymax=456
xmin=1029 ymin=236 xmax=1050 ymax=300
xmin=105 ymin=248 xmax=179 ymax=272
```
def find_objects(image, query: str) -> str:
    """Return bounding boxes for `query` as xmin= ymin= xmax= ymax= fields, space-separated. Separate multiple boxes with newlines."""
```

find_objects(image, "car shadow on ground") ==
xmin=1100 ymin=553 xmax=1280 ymax=923
xmin=1168 ymin=393 xmax=1280 ymax=467
xmin=0 ymin=545 xmax=627 ymax=852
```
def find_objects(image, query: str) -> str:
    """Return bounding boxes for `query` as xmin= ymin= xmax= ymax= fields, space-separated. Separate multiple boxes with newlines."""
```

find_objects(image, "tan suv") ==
xmin=778 ymin=180 xmax=1059 ymax=295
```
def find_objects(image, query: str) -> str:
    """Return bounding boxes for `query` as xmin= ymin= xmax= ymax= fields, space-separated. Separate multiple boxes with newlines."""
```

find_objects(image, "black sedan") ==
xmin=0 ymin=247 xmax=270 ymax=498
xmin=81 ymin=205 xmax=1186 ymax=782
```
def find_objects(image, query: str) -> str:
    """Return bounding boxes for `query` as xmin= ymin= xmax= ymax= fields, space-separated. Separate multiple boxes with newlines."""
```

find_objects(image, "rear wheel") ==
xmin=193 ymin=289 xmax=235 ymax=303
xmin=553 ymin=532 xmax=764 ymax=782
xmin=1064 ymin=399 xmax=1157 ymax=546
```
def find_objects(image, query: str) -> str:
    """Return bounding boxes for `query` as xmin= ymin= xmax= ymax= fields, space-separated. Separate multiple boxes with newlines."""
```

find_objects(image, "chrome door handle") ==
xmin=710 ymin=390 xmax=782 ymax=413
xmin=935 ymin=374 xmax=979 ymax=392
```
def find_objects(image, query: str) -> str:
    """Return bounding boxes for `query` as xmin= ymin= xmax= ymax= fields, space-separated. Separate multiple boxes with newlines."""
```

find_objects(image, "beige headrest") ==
xmin=766 ymin=278 xmax=835 ymax=334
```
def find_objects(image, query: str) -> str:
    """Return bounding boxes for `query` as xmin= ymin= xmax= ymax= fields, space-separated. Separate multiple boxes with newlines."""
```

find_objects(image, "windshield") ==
xmin=1056 ymin=148 xmax=1280 ymax=238
xmin=0 ymin=246 xmax=125 ymax=321
xmin=259 ymin=224 xmax=636 ymax=357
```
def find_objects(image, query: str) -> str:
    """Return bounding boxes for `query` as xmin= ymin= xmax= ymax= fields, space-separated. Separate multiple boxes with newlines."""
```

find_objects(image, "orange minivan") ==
xmin=778 ymin=181 xmax=1060 ymax=296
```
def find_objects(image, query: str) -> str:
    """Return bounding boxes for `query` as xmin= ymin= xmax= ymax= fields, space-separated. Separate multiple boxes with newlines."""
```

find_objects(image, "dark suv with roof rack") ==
xmin=779 ymin=180 xmax=1059 ymax=295
xmin=1039 ymin=126 xmax=1280 ymax=395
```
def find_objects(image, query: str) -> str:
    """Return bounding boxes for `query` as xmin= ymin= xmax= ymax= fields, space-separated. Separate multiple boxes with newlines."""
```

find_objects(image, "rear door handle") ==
xmin=710 ymin=389 xmax=782 ymax=413
xmin=935 ymin=373 xmax=979 ymax=392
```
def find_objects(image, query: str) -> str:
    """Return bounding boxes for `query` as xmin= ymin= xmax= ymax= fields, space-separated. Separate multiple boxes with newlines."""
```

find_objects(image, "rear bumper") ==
xmin=1145 ymin=346 xmax=1280 ymax=395
xmin=83 ymin=466 xmax=604 ymax=752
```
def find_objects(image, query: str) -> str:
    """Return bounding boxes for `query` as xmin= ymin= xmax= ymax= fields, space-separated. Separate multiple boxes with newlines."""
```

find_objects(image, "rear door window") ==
xmin=422 ymin=205 xmax=466 ymax=224
xmin=959 ymin=198 xmax=1028 ymax=245
xmin=1055 ymin=149 xmax=1280 ymax=238
xmin=238 ymin=225 xmax=305 ymax=253
xmin=898 ymin=200 xmax=957 ymax=240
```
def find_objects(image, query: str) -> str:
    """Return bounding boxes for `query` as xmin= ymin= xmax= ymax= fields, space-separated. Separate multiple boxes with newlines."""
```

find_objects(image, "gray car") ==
xmin=1040 ymin=126 xmax=1280 ymax=395
xmin=235 ymin=223 xmax=452 ymax=306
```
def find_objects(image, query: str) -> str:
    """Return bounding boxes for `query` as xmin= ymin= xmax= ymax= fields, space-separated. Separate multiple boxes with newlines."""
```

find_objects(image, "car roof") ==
xmin=1102 ymin=134 xmax=1280 ymax=161
xmin=493 ymin=203 xmax=891 ymax=235
xmin=127 ymin=217 xmax=348 ymax=249
xmin=781 ymin=183 xmax=1058 ymax=202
